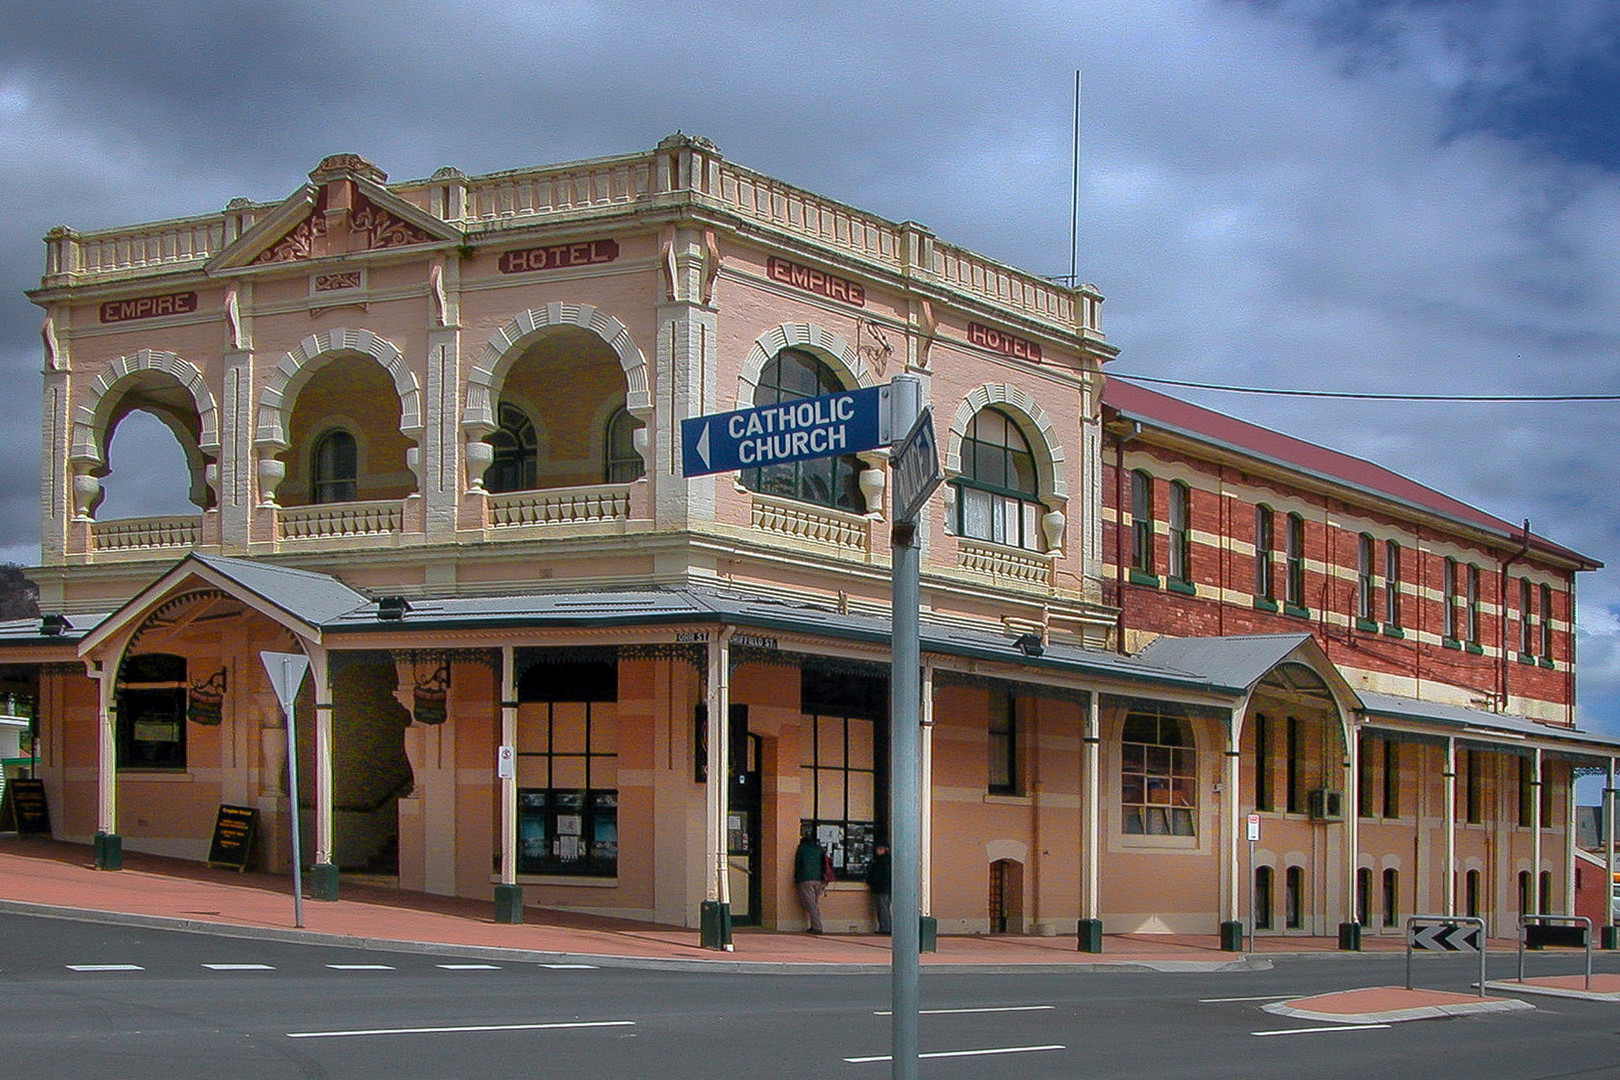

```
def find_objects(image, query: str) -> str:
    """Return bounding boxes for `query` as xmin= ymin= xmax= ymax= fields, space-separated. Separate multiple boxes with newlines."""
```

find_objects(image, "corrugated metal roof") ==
xmin=189 ymin=553 xmax=370 ymax=626
xmin=1104 ymin=378 xmax=1600 ymax=569
xmin=1136 ymin=633 xmax=1316 ymax=693
xmin=1358 ymin=690 xmax=1620 ymax=751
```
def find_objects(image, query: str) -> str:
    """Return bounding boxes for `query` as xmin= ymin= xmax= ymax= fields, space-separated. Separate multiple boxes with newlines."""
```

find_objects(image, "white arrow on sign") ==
xmin=694 ymin=420 xmax=711 ymax=471
xmin=1410 ymin=923 xmax=1480 ymax=952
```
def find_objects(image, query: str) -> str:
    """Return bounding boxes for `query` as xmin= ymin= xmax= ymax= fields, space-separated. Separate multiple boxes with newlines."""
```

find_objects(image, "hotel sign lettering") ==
xmin=968 ymin=322 xmax=1042 ymax=362
xmin=499 ymin=238 xmax=620 ymax=274
xmin=767 ymin=257 xmax=866 ymax=307
xmin=99 ymin=291 xmax=199 ymax=324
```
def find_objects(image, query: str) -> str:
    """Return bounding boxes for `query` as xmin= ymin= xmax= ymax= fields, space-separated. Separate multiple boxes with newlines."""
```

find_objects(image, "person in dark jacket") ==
xmin=866 ymin=841 xmax=892 ymax=934
xmin=793 ymin=829 xmax=830 ymax=933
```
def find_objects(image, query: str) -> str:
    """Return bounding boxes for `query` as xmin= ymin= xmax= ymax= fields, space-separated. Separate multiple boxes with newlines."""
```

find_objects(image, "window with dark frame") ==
xmin=741 ymin=349 xmax=864 ymax=513
xmin=1356 ymin=867 xmax=1371 ymax=926
xmin=956 ymin=408 xmax=1043 ymax=551
xmin=1120 ymin=708 xmax=1196 ymax=836
xmin=604 ymin=406 xmax=645 ymax=484
xmin=1539 ymin=759 xmax=1554 ymax=826
xmin=1383 ymin=540 xmax=1401 ymax=629
xmin=1541 ymin=583 xmax=1554 ymax=661
xmin=1254 ymin=865 xmax=1274 ymax=930
xmin=311 ymin=428 xmax=358 ymax=503
xmin=1131 ymin=470 xmax=1156 ymax=577
xmin=1285 ymin=716 xmax=1302 ymax=814
xmin=1285 ymin=865 xmax=1303 ymax=929
xmin=116 ymin=653 xmax=187 ymax=770
xmin=1518 ymin=755 xmax=1534 ymax=828
xmin=1383 ymin=738 xmax=1399 ymax=819
xmin=515 ymin=659 xmax=619 ymax=877
xmin=1357 ymin=734 xmax=1373 ymax=818
xmin=1382 ymin=867 xmax=1399 ymax=927
xmin=1284 ymin=513 xmax=1306 ymax=608
xmin=1520 ymin=578 xmax=1534 ymax=657
xmin=987 ymin=686 xmax=1019 ymax=795
xmin=1444 ymin=558 xmax=1460 ymax=641
xmin=1254 ymin=504 xmax=1275 ymax=600
xmin=1168 ymin=481 xmax=1191 ymax=584
xmin=487 ymin=402 xmax=538 ymax=493
xmin=1356 ymin=533 xmax=1375 ymax=623
xmin=1465 ymin=748 xmax=1483 ymax=825
xmin=1465 ymin=563 xmax=1481 ymax=646
xmin=1254 ymin=713 xmax=1273 ymax=812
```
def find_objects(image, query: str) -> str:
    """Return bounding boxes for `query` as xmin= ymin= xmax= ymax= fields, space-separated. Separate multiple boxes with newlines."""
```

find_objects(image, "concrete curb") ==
xmin=0 ymin=899 xmax=1274 ymax=975
xmin=1483 ymin=979 xmax=1620 ymax=1002
xmin=1263 ymin=994 xmax=1535 ymax=1025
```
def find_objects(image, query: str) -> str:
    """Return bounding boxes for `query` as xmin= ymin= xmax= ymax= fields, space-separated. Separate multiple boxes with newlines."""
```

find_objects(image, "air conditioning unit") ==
xmin=1307 ymin=788 xmax=1344 ymax=821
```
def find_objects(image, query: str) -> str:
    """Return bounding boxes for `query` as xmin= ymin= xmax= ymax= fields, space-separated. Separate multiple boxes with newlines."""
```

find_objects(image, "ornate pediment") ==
xmin=210 ymin=154 xmax=458 ymax=273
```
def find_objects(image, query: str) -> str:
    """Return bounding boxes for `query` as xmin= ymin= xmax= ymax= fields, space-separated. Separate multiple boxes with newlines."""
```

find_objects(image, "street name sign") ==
xmin=681 ymin=386 xmax=890 ymax=478
xmin=890 ymin=407 xmax=942 ymax=525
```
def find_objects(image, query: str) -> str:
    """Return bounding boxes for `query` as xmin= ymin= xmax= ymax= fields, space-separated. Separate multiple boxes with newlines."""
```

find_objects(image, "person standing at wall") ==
xmin=866 ymin=840 xmax=892 ymax=935
xmin=794 ymin=829 xmax=830 ymax=933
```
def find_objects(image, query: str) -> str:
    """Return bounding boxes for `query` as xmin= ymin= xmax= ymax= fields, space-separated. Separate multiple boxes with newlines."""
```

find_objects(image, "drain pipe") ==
xmin=1113 ymin=421 xmax=1141 ymax=654
xmin=1498 ymin=520 xmax=1531 ymax=711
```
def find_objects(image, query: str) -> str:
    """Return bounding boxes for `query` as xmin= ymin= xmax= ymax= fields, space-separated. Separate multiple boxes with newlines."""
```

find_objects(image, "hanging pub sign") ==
xmin=0 ymin=778 xmax=51 ymax=835
xmin=413 ymin=660 xmax=450 ymax=725
xmin=187 ymin=669 xmax=227 ymax=725
xmin=206 ymin=804 xmax=258 ymax=872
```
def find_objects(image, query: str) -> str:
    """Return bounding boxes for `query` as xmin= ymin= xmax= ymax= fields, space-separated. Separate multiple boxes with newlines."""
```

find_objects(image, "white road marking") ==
xmin=287 ymin=1020 xmax=635 ymax=1040
xmin=437 ymin=964 xmax=501 ymax=970
xmin=325 ymin=964 xmax=396 ymax=970
xmin=873 ymin=1005 xmax=1056 ymax=1016
xmin=846 ymin=1044 xmax=1065 ymax=1063
xmin=66 ymin=964 xmax=144 ymax=972
xmin=1251 ymin=1024 xmax=1392 ymax=1037
xmin=1200 ymin=994 xmax=1297 ymax=1003
xmin=541 ymin=963 xmax=597 ymax=969
xmin=203 ymin=963 xmax=276 ymax=971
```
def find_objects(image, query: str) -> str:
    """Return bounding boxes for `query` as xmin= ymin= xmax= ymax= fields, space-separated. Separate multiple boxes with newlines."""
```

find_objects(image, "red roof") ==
xmin=1103 ymin=378 xmax=1600 ymax=569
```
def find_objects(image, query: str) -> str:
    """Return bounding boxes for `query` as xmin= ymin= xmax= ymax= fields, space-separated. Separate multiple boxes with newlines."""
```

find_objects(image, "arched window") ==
xmin=1285 ymin=865 xmax=1304 ymax=928
xmin=1121 ymin=709 xmax=1196 ymax=836
xmin=955 ymin=408 xmax=1041 ymax=549
xmin=741 ymin=349 xmax=863 ymax=512
xmin=1383 ymin=868 xmax=1399 ymax=927
xmin=604 ymin=407 xmax=644 ymax=484
xmin=1255 ymin=866 xmax=1274 ymax=930
xmin=486 ymin=403 xmax=537 ymax=494
xmin=312 ymin=429 xmax=357 ymax=504
xmin=1356 ymin=867 xmax=1371 ymax=926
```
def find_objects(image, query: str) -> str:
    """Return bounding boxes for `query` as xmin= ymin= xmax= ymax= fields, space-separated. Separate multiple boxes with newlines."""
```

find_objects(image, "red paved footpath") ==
xmin=0 ymin=836 xmax=1511 ymax=972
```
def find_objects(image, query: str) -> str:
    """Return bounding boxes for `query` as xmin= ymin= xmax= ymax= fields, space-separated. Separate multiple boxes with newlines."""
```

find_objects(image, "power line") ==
xmin=1111 ymin=373 xmax=1620 ymax=403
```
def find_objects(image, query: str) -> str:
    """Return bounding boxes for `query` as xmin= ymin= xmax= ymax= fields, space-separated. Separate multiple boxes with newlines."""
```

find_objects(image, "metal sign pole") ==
xmin=889 ymin=374 xmax=922 ymax=1080
xmin=1248 ymin=838 xmax=1256 ymax=953
xmin=261 ymin=651 xmax=310 ymax=930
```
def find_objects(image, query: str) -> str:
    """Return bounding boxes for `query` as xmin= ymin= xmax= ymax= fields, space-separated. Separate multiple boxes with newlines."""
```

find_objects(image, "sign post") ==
xmin=261 ymin=651 xmax=310 ymax=929
xmin=888 ymin=374 xmax=924 ymax=1080
xmin=1247 ymin=813 xmax=1260 ymax=953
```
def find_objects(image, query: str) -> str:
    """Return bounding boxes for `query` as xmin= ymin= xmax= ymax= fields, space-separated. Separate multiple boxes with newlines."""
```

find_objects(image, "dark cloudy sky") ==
xmin=4 ymin=1 xmax=1620 ymax=745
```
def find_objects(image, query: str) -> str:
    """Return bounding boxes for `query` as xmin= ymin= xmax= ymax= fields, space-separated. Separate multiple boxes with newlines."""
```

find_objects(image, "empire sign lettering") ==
xmin=99 ymin=292 xmax=199 ymax=323
xmin=499 ymin=238 xmax=620 ymax=274
xmin=767 ymin=257 xmax=866 ymax=307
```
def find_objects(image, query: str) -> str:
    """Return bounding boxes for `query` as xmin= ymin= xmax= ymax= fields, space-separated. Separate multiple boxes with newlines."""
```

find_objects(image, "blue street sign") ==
xmin=681 ymin=385 xmax=891 ymax=478
xmin=891 ymin=407 xmax=942 ymax=525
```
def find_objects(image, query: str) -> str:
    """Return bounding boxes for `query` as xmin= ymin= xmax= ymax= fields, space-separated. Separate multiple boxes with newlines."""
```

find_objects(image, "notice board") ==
xmin=206 ymin=804 xmax=258 ymax=872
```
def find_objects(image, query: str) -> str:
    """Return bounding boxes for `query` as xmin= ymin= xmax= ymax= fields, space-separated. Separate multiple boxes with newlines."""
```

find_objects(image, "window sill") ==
xmin=115 ymin=769 xmax=192 ymax=780
xmin=1442 ymin=638 xmax=1461 ymax=650
xmin=1466 ymin=642 xmax=1485 ymax=655
xmin=1355 ymin=618 xmax=1379 ymax=633
xmin=1283 ymin=603 xmax=1310 ymax=620
xmin=1166 ymin=578 xmax=1197 ymax=596
xmin=1517 ymin=653 xmax=1536 ymax=665
xmin=1129 ymin=569 xmax=1161 ymax=588
xmin=1382 ymin=625 xmax=1405 ymax=639
xmin=1539 ymin=658 xmax=1555 ymax=669
xmin=984 ymin=793 xmax=1033 ymax=806
xmin=1252 ymin=597 xmax=1279 ymax=613
xmin=1118 ymin=833 xmax=1199 ymax=851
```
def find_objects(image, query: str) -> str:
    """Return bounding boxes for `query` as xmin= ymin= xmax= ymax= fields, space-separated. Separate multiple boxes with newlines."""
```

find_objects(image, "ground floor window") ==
xmin=1465 ymin=869 xmax=1481 ymax=918
xmin=1285 ymin=865 xmax=1304 ymax=929
xmin=1121 ymin=708 xmax=1196 ymax=835
xmin=1254 ymin=865 xmax=1274 ymax=930
xmin=116 ymin=653 xmax=187 ymax=770
xmin=1356 ymin=867 xmax=1371 ymax=926
xmin=1382 ymin=868 xmax=1399 ymax=927
xmin=800 ymin=666 xmax=887 ymax=881
xmin=515 ymin=658 xmax=618 ymax=877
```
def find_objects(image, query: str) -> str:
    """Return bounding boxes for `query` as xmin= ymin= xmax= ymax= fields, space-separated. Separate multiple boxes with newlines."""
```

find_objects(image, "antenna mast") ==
xmin=1069 ymin=69 xmax=1081 ymax=284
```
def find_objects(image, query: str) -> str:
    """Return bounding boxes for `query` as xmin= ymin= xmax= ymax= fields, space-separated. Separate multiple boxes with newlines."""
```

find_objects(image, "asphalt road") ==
xmin=2 ymin=913 xmax=1618 ymax=1079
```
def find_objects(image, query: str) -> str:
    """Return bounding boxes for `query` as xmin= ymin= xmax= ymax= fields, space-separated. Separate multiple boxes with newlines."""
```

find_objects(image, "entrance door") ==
xmin=725 ymin=708 xmax=763 ymax=925
xmin=989 ymin=858 xmax=1023 ymax=933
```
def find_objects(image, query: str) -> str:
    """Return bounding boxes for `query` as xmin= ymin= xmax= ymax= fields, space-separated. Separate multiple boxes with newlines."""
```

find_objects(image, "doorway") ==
xmin=989 ymin=858 xmax=1024 ymax=933
xmin=725 ymin=707 xmax=763 ymax=925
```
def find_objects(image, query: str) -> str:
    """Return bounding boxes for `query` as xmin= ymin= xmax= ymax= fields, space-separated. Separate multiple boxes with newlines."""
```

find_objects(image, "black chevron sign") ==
xmin=1409 ymin=923 xmax=1482 ymax=952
